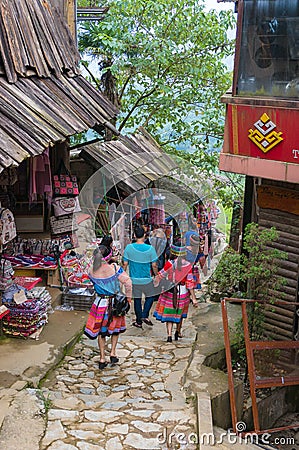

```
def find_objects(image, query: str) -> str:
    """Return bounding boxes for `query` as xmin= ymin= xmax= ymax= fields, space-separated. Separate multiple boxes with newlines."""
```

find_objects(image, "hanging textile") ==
xmin=204 ymin=234 xmax=209 ymax=256
xmin=149 ymin=195 xmax=165 ymax=225
xmin=110 ymin=214 xmax=126 ymax=254
xmin=29 ymin=148 xmax=52 ymax=206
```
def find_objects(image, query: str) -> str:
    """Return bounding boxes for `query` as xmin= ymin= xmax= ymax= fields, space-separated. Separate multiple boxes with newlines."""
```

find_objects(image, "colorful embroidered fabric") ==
xmin=154 ymin=289 xmax=190 ymax=323
xmin=2 ymin=287 xmax=51 ymax=338
xmin=3 ymin=254 xmax=57 ymax=269
xmin=84 ymin=296 xmax=126 ymax=339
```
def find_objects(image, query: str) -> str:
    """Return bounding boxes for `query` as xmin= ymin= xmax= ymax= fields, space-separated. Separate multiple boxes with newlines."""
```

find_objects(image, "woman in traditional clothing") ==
xmin=186 ymin=234 xmax=202 ymax=290
xmin=153 ymin=242 xmax=198 ymax=342
xmin=84 ymin=245 xmax=132 ymax=369
xmin=100 ymin=235 xmax=118 ymax=263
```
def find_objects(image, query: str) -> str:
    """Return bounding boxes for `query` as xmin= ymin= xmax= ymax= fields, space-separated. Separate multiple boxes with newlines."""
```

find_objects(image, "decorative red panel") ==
xmin=226 ymin=105 xmax=299 ymax=164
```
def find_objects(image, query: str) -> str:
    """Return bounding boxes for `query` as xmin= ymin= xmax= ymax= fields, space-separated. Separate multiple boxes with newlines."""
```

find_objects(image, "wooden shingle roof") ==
xmin=0 ymin=0 xmax=119 ymax=172
xmin=0 ymin=74 xmax=118 ymax=170
xmin=0 ymin=0 xmax=80 ymax=83
xmin=80 ymin=128 xmax=177 ymax=192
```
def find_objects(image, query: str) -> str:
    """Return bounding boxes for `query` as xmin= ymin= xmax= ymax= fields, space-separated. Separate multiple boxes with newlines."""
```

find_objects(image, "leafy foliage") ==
xmin=208 ymin=223 xmax=287 ymax=302
xmin=77 ymin=0 xmax=239 ymax=203
xmin=207 ymin=223 xmax=288 ymax=360
xmin=79 ymin=1 xmax=235 ymax=137
xmin=242 ymin=223 xmax=288 ymax=299
xmin=206 ymin=246 xmax=243 ymax=302
xmin=166 ymin=146 xmax=245 ymax=208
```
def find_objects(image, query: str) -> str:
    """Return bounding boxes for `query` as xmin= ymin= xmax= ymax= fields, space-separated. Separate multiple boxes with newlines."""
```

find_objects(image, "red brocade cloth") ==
xmin=14 ymin=277 xmax=42 ymax=290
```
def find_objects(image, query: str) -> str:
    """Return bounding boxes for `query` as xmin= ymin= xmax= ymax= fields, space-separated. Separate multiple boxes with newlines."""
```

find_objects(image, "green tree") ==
xmin=207 ymin=224 xmax=288 ymax=362
xmin=78 ymin=1 xmax=99 ymax=6
xmin=208 ymin=223 xmax=287 ymax=304
xmin=77 ymin=1 xmax=236 ymax=172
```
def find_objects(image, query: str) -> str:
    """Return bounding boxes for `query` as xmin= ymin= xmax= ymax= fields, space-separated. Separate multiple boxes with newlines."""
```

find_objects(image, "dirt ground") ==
xmin=270 ymin=412 xmax=299 ymax=450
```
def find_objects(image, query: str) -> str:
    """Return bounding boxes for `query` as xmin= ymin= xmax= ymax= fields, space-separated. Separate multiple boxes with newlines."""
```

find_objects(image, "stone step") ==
xmin=196 ymin=393 xmax=276 ymax=450
xmin=36 ymin=387 xmax=198 ymax=449
xmin=197 ymin=392 xmax=215 ymax=450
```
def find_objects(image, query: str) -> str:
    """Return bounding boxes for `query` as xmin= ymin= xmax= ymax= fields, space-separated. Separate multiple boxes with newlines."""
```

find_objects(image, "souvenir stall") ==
xmin=131 ymin=189 xmax=168 ymax=237
xmin=3 ymin=152 xmax=84 ymax=268
xmin=194 ymin=200 xmax=220 ymax=275
xmin=59 ymin=244 xmax=96 ymax=311
xmin=0 ymin=203 xmax=52 ymax=339
xmin=46 ymin=156 xmax=97 ymax=309
xmin=126 ymin=181 xmax=221 ymax=282
xmin=0 ymin=147 xmax=96 ymax=318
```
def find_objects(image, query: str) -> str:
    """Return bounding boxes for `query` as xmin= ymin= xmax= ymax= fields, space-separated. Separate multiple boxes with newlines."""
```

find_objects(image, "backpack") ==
xmin=0 ymin=208 xmax=17 ymax=246
xmin=0 ymin=257 xmax=14 ymax=291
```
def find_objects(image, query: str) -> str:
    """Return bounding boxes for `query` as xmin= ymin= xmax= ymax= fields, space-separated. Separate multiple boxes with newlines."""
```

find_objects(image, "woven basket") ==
xmin=61 ymin=287 xmax=95 ymax=310
xmin=67 ymin=274 xmax=93 ymax=289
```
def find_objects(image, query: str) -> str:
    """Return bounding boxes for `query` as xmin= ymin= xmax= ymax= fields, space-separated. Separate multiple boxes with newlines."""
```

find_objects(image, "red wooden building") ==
xmin=219 ymin=0 xmax=299 ymax=340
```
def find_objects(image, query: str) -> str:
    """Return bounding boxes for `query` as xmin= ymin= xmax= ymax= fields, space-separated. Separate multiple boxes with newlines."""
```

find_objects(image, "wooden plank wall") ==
xmin=257 ymin=181 xmax=299 ymax=341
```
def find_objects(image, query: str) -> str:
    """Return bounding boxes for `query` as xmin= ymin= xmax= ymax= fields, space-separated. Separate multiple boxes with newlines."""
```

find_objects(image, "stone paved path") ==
xmin=38 ymin=310 xmax=199 ymax=450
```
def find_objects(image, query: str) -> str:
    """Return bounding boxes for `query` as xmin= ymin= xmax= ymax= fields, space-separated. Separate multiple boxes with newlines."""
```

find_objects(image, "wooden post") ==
xmin=221 ymin=299 xmax=238 ymax=431
xmin=51 ymin=0 xmax=77 ymax=42
xmin=242 ymin=301 xmax=260 ymax=432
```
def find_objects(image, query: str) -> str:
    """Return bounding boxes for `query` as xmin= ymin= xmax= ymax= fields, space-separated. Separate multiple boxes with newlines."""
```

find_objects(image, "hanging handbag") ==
xmin=49 ymin=215 xmax=78 ymax=235
xmin=57 ymin=234 xmax=79 ymax=251
xmin=111 ymin=264 xmax=130 ymax=317
xmin=53 ymin=160 xmax=79 ymax=197
xmin=52 ymin=197 xmax=81 ymax=217
xmin=0 ymin=257 xmax=14 ymax=291
xmin=0 ymin=208 xmax=17 ymax=245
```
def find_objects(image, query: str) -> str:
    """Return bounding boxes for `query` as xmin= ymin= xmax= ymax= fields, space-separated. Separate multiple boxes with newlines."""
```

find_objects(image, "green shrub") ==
xmin=207 ymin=223 xmax=288 ymax=361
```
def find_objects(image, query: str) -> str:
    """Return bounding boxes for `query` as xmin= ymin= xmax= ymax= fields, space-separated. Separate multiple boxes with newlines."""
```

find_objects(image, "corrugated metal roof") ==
xmin=0 ymin=0 xmax=119 ymax=172
xmin=80 ymin=128 xmax=177 ymax=192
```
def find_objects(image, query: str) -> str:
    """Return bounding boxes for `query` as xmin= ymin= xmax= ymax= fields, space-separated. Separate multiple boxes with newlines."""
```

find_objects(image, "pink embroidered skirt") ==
xmin=154 ymin=286 xmax=190 ymax=323
xmin=84 ymin=296 xmax=126 ymax=339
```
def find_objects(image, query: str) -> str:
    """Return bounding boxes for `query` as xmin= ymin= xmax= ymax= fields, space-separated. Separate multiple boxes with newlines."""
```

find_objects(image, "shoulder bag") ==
xmin=52 ymin=197 xmax=81 ymax=217
xmin=53 ymin=160 xmax=79 ymax=197
xmin=111 ymin=264 xmax=130 ymax=317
